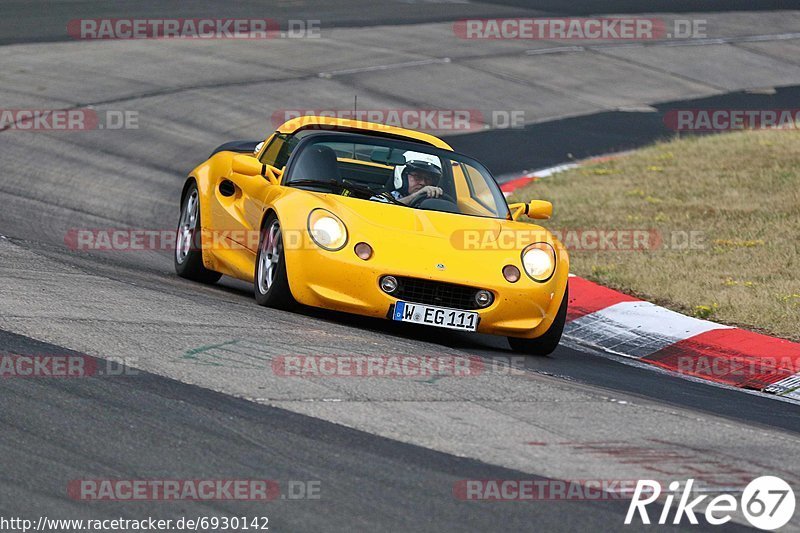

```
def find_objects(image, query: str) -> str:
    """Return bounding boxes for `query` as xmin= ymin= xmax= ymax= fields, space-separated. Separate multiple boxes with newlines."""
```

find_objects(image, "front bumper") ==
xmin=284 ymin=235 xmax=568 ymax=339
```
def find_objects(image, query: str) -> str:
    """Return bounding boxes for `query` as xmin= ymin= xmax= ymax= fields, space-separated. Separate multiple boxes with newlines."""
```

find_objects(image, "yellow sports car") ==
xmin=175 ymin=116 xmax=569 ymax=355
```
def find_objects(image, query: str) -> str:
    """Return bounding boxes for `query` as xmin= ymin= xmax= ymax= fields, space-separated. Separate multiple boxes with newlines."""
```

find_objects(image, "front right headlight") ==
xmin=521 ymin=242 xmax=556 ymax=282
xmin=308 ymin=208 xmax=348 ymax=251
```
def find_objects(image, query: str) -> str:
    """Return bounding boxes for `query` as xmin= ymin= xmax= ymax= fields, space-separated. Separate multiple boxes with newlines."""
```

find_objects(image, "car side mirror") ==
xmin=508 ymin=200 xmax=552 ymax=221
xmin=232 ymin=154 xmax=280 ymax=185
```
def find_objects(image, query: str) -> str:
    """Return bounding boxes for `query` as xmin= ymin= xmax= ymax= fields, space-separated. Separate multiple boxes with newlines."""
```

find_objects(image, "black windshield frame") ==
xmin=281 ymin=131 xmax=511 ymax=219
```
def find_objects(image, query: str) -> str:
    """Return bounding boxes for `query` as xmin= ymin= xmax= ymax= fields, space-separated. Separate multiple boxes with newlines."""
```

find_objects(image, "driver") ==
xmin=394 ymin=160 xmax=444 ymax=205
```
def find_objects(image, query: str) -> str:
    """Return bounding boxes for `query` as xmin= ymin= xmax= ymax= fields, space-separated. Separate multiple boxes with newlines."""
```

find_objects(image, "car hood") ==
xmin=304 ymin=191 xmax=553 ymax=248
xmin=320 ymin=193 xmax=507 ymax=242
xmin=275 ymin=188 xmax=564 ymax=284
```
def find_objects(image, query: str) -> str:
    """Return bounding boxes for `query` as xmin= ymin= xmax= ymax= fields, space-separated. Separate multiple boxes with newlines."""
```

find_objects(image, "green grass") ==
xmin=512 ymin=129 xmax=800 ymax=341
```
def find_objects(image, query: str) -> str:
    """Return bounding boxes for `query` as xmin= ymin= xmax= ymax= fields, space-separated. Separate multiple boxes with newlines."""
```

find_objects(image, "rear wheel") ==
xmin=508 ymin=284 xmax=568 ymax=356
xmin=174 ymin=183 xmax=222 ymax=284
xmin=254 ymin=214 xmax=295 ymax=309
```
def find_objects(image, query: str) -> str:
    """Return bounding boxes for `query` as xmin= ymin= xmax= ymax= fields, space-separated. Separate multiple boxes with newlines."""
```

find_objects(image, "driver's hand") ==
xmin=418 ymin=186 xmax=443 ymax=198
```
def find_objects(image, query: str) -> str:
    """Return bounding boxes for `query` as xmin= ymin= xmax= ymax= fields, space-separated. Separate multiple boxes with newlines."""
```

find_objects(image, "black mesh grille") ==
xmin=390 ymin=276 xmax=487 ymax=310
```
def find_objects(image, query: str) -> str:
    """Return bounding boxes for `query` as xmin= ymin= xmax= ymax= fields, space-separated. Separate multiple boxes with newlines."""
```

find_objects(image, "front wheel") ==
xmin=174 ymin=182 xmax=222 ymax=284
xmin=254 ymin=214 xmax=296 ymax=309
xmin=508 ymin=284 xmax=568 ymax=356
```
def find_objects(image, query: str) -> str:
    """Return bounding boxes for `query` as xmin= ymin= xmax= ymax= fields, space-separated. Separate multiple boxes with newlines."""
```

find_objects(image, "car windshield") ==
xmin=283 ymin=133 xmax=511 ymax=219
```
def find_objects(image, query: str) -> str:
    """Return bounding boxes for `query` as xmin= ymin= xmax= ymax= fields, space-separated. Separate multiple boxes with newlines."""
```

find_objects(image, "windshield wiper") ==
xmin=286 ymin=179 xmax=340 ymax=189
xmin=287 ymin=179 xmax=404 ymax=206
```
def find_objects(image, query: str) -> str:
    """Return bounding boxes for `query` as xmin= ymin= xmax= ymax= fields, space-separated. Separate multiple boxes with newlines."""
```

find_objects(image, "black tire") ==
xmin=254 ymin=214 xmax=296 ymax=309
xmin=174 ymin=182 xmax=222 ymax=284
xmin=508 ymin=284 xmax=568 ymax=356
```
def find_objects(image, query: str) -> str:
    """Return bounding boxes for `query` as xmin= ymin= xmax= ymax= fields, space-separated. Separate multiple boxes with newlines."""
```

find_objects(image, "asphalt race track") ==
xmin=1 ymin=2 xmax=799 ymax=532
xmin=449 ymin=85 xmax=800 ymax=176
xmin=2 ymin=0 xmax=795 ymax=45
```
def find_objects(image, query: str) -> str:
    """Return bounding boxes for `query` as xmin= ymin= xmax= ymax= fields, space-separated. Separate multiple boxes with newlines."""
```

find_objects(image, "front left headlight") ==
xmin=521 ymin=242 xmax=556 ymax=282
xmin=308 ymin=209 xmax=348 ymax=251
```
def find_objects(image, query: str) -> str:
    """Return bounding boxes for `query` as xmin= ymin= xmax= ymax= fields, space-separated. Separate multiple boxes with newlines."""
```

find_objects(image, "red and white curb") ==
xmin=500 ymin=163 xmax=578 ymax=196
xmin=565 ymin=275 xmax=800 ymax=400
xmin=500 ymin=154 xmax=627 ymax=196
xmin=503 ymin=155 xmax=800 ymax=400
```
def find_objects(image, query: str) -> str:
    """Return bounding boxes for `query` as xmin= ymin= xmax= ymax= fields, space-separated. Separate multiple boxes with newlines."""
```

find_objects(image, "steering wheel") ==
xmin=410 ymin=191 xmax=457 ymax=208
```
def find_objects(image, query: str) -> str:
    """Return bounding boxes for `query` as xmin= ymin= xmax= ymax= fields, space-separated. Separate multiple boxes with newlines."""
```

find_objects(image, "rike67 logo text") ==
xmin=626 ymin=477 xmax=795 ymax=530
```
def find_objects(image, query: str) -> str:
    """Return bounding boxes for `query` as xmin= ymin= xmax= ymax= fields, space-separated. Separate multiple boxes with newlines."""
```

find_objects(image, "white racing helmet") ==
xmin=394 ymin=151 xmax=442 ymax=192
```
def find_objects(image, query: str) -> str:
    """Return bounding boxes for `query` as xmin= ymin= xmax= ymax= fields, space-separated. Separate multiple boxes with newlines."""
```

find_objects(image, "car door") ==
xmin=206 ymin=151 xmax=275 ymax=280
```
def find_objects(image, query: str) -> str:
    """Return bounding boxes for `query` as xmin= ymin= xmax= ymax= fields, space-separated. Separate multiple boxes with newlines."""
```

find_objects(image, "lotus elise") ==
xmin=175 ymin=116 xmax=569 ymax=354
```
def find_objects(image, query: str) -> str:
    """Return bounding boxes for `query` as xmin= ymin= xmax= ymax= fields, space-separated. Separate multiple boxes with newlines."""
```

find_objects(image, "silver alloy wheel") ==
xmin=257 ymin=219 xmax=282 ymax=295
xmin=176 ymin=190 xmax=198 ymax=264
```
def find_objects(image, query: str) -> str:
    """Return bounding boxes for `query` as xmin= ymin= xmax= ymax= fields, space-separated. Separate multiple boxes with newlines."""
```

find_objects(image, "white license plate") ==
xmin=392 ymin=301 xmax=478 ymax=332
